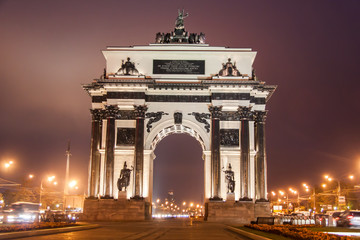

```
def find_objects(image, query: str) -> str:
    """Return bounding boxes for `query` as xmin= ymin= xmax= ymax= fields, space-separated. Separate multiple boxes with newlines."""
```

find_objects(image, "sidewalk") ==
xmin=0 ymin=223 xmax=99 ymax=239
xmin=227 ymin=226 xmax=271 ymax=240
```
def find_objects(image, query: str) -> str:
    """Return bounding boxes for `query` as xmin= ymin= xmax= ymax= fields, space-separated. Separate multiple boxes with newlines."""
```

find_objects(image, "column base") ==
xmin=239 ymin=197 xmax=253 ymax=201
xmin=255 ymin=198 xmax=269 ymax=203
xmin=130 ymin=196 xmax=144 ymax=201
xmin=209 ymin=197 xmax=223 ymax=201
xmin=86 ymin=196 xmax=98 ymax=200
xmin=100 ymin=195 xmax=113 ymax=199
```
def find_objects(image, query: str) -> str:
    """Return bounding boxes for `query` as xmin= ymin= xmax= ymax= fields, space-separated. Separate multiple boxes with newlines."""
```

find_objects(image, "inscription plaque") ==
xmin=153 ymin=60 xmax=205 ymax=74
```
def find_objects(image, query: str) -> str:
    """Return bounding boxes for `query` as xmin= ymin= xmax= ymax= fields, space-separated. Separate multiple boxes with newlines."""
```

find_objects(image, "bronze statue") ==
xmin=224 ymin=163 xmax=235 ymax=193
xmin=175 ymin=9 xmax=188 ymax=30
xmin=116 ymin=57 xmax=139 ymax=76
xmin=117 ymin=161 xmax=132 ymax=191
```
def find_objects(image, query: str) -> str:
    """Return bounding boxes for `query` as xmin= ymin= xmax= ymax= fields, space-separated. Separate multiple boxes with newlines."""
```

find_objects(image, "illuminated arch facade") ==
xmin=83 ymin=35 xmax=276 ymax=223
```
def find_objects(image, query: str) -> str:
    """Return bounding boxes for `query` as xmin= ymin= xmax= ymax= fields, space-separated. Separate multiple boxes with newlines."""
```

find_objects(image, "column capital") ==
xmin=208 ymin=105 xmax=223 ymax=119
xmin=134 ymin=105 xmax=148 ymax=118
xmin=90 ymin=109 xmax=104 ymax=121
xmin=254 ymin=110 xmax=268 ymax=124
xmin=104 ymin=105 xmax=119 ymax=118
xmin=237 ymin=106 xmax=253 ymax=120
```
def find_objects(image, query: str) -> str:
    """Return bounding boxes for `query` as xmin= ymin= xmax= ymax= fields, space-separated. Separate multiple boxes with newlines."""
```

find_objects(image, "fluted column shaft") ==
xmin=89 ymin=109 xmax=103 ymax=198
xmin=209 ymin=106 xmax=222 ymax=200
xmin=255 ymin=111 xmax=267 ymax=201
xmin=104 ymin=106 xmax=118 ymax=198
xmin=238 ymin=106 xmax=253 ymax=201
xmin=133 ymin=105 xmax=147 ymax=198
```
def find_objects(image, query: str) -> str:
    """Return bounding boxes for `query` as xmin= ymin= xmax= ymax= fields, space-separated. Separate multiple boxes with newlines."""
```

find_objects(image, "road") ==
xmin=19 ymin=219 xmax=252 ymax=240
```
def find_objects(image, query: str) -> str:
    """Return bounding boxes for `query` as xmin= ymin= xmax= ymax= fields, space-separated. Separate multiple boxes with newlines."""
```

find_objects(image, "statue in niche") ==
xmin=117 ymin=161 xmax=132 ymax=191
xmin=116 ymin=57 xmax=139 ymax=76
xmin=224 ymin=163 xmax=235 ymax=193
xmin=175 ymin=9 xmax=188 ymax=30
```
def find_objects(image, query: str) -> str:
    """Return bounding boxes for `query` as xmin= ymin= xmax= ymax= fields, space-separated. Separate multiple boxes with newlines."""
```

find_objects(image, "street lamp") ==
xmin=40 ymin=175 xmax=57 ymax=208
xmin=303 ymin=183 xmax=316 ymax=213
xmin=289 ymin=188 xmax=300 ymax=208
xmin=4 ymin=160 xmax=14 ymax=169
xmin=324 ymin=174 xmax=354 ymax=210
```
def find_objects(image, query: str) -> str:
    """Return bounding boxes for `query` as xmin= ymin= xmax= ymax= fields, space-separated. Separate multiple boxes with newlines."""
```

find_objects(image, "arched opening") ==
xmin=152 ymin=133 xmax=204 ymax=216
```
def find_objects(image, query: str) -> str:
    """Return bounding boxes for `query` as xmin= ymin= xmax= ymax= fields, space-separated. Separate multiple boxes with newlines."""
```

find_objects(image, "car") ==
xmin=2 ymin=202 xmax=40 ymax=224
xmin=330 ymin=211 xmax=343 ymax=227
xmin=336 ymin=211 xmax=360 ymax=227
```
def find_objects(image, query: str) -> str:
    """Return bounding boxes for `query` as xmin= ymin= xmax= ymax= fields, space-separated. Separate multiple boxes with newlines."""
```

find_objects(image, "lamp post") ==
xmin=324 ymin=174 xmax=354 ymax=210
xmin=40 ymin=175 xmax=56 ymax=209
xmin=289 ymin=188 xmax=299 ymax=209
xmin=303 ymin=183 xmax=316 ymax=213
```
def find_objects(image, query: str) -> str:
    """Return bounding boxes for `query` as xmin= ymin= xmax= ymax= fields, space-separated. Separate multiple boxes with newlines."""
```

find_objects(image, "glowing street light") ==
xmin=4 ymin=160 xmax=14 ymax=169
xmin=29 ymin=174 xmax=34 ymax=179
xmin=68 ymin=180 xmax=77 ymax=188
xmin=48 ymin=176 xmax=55 ymax=182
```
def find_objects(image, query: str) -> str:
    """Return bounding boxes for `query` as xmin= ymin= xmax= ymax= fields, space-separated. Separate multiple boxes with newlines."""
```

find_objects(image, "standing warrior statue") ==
xmin=175 ymin=9 xmax=188 ymax=30
xmin=224 ymin=163 xmax=235 ymax=193
xmin=117 ymin=161 xmax=132 ymax=191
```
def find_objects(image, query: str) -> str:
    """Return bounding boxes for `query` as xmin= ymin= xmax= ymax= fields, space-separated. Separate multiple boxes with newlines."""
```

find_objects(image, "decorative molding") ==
xmin=92 ymin=95 xmax=106 ymax=103
xmin=174 ymin=112 xmax=182 ymax=124
xmin=116 ymin=128 xmax=135 ymax=146
xmin=104 ymin=105 xmax=119 ymax=118
xmin=107 ymin=92 xmax=145 ymax=99
xmin=209 ymin=106 xmax=223 ymax=119
xmin=188 ymin=112 xmax=210 ymax=133
xmin=116 ymin=110 xmax=135 ymax=120
xmin=220 ymin=129 xmax=239 ymax=146
xmin=146 ymin=95 xmax=210 ymax=102
xmin=212 ymin=93 xmax=250 ymax=100
xmin=145 ymin=112 xmax=169 ymax=132
xmin=90 ymin=109 xmax=103 ymax=121
xmin=254 ymin=110 xmax=268 ymax=124
xmin=220 ymin=112 xmax=240 ymax=121
xmin=237 ymin=106 xmax=253 ymax=120
xmin=133 ymin=105 xmax=148 ymax=118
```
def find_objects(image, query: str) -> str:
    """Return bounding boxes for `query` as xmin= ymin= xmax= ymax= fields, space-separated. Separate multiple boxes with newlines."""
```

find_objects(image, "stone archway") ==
xmin=145 ymin=124 xmax=208 ymax=209
xmin=82 ymin=26 xmax=276 ymax=223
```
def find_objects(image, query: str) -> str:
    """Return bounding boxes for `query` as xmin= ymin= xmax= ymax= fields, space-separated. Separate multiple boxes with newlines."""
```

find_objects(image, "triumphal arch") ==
xmin=83 ymin=12 xmax=276 ymax=223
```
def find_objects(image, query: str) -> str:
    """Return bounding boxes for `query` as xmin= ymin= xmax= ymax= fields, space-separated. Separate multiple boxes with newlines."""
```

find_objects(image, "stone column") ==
xmin=103 ymin=105 xmax=118 ymax=198
xmin=133 ymin=105 xmax=148 ymax=199
xmin=209 ymin=105 xmax=222 ymax=200
xmin=88 ymin=109 xmax=103 ymax=198
xmin=238 ymin=106 xmax=253 ymax=201
xmin=254 ymin=111 xmax=268 ymax=201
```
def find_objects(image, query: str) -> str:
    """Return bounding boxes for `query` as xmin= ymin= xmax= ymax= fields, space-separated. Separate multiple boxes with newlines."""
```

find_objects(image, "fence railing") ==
xmin=275 ymin=215 xmax=336 ymax=226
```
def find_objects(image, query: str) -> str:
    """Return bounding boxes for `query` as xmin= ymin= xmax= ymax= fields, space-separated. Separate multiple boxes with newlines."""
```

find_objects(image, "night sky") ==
xmin=0 ymin=0 xmax=359 ymax=203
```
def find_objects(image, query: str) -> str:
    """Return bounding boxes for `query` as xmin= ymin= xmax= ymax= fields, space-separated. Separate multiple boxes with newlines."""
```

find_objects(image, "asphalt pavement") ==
xmin=16 ymin=219 xmax=255 ymax=240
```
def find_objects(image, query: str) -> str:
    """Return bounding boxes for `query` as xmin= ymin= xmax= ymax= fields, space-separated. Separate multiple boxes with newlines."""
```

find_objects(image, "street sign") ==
xmin=338 ymin=196 xmax=346 ymax=205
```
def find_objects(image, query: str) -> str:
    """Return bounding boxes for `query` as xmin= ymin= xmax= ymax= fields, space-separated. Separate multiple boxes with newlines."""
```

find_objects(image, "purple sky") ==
xmin=0 ymin=0 xmax=360 ymax=202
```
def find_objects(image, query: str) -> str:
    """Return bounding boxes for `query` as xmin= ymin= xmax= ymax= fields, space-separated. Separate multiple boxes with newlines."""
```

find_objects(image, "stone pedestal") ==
xmin=82 ymin=198 xmax=148 ymax=221
xmin=226 ymin=193 xmax=235 ymax=202
xmin=118 ymin=191 xmax=127 ymax=200
xmin=205 ymin=201 xmax=271 ymax=224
